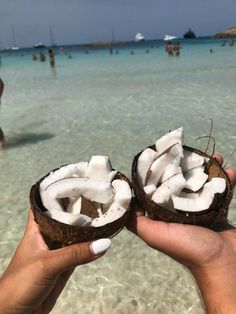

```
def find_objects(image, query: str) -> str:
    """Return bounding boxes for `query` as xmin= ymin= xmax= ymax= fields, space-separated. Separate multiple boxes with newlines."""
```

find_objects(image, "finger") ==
xmin=129 ymin=214 xmax=218 ymax=267
xmin=214 ymin=154 xmax=223 ymax=165
xmin=25 ymin=208 xmax=42 ymax=235
xmin=129 ymin=214 xmax=195 ymax=263
xmin=225 ymin=168 xmax=236 ymax=189
xmin=47 ymin=238 xmax=111 ymax=275
xmin=131 ymin=198 xmax=145 ymax=217
xmin=22 ymin=209 xmax=49 ymax=250
xmin=213 ymin=155 xmax=236 ymax=188
xmin=126 ymin=198 xmax=145 ymax=232
xmin=127 ymin=204 xmax=175 ymax=254
xmin=129 ymin=214 xmax=171 ymax=250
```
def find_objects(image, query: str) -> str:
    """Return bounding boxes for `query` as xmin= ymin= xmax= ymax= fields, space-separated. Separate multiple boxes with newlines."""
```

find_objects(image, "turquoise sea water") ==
xmin=0 ymin=38 xmax=236 ymax=313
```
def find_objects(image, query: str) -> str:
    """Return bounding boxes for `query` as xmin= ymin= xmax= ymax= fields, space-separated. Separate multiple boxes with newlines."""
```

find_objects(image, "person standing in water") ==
xmin=165 ymin=41 xmax=174 ymax=56
xmin=32 ymin=53 xmax=37 ymax=61
xmin=48 ymin=49 xmax=55 ymax=67
xmin=0 ymin=78 xmax=4 ymax=99
xmin=0 ymin=78 xmax=5 ymax=148
xmin=173 ymin=42 xmax=181 ymax=56
xmin=39 ymin=52 xmax=46 ymax=62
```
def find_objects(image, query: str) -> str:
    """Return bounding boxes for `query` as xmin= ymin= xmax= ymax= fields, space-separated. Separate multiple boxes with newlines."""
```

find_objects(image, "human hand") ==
xmin=128 ymin=155 xmax=236 ymax=313
xmin=0 ymin=209 xmax=111 ymax=314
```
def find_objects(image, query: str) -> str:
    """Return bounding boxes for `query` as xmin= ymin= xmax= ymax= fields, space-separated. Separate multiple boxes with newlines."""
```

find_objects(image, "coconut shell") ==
xmin=132 ymin=145 xmax=233 ymax=227
xmin=30 ymin=171 xmax=132 ymax=244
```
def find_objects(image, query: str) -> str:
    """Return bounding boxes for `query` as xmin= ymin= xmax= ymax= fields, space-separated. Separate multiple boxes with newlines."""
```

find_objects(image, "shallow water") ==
xmin=0 ymin=38 xmax=235 ymax=313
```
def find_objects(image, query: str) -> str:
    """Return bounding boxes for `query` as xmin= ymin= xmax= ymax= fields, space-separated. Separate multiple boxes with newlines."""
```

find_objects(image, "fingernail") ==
xmin=90 ymin=238 xmax=111 ymax=256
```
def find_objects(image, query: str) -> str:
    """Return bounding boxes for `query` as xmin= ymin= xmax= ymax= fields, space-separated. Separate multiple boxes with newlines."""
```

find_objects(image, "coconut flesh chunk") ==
xmin=111 ymin=179 xmax=132 ymax=209
xmin=40 ymin=178 xmax=114 ymax=224
xmin=143 ymin=184 xmax=157 ymax=196
xmin=67 ymin=197 xmax=82 ymax=214
xmin=159 ymin=145 xmax=183 ymax=182
xmin=137 ymin=148 xmax=158 ymax=186
xmin=180 ymin=150 xmax=206 ymax=173
xmin=39 ymin=156 xmax=132 ymax=227
xmin=87 ymin=155 xmax=117 ymax=181
xmin=46 ymin=209 xmax=92 ymax=226
xmin=146 ymin=144 xmax=182 ymax=186
xmin=151 ymin=173 xmax=186 ymax=205
xmin=137 ymin=128 xmax=226 ymax=213
xmin=46 ymin=177 xmax=113 ymax=203
xmin=40 ymin=162 xmax=89 ymax=211
xmin=91 ymin=179 xmax=131 ymax=227
xmin=40 ymin=162 xmax=89 ymax=191
xmin=172 ymin=177 xmax=226 ymax=212
xmin=160 ymin=164 xmax=182 ymax=183
xmin=91 ymin=203 xmax=126 ymax=227
xmin=184 ymin=166 xmax=208 ymax=192
xmin=155 ymin=127 xmax=184 ymax=156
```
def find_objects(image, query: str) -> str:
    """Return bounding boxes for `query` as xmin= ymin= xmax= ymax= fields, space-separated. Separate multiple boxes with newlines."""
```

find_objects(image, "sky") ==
xmin=0 ymin=0 xmax=236 ymax=48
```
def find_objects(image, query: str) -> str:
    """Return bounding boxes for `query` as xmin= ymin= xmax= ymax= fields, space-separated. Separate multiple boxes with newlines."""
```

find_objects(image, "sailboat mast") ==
xmin=11 ymin=24 xmax=17 ymax=47
xmin=49 ymin=25 xmax=55 ymax=47
xmin=111 ymin=27 xmax=115 ymax=43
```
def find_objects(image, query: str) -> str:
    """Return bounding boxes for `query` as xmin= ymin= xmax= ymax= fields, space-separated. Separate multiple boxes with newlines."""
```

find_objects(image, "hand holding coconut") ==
xmin=128 ymin=154 xmax=236 ymax=314
xmin=132 ymin=128 xmax=232 ymax=226
xmin=0 ymin=209 xmax=111 ymax=314
xmin=0 ymin=156 xmax=131 ymax=313
xmin=0 ymin=155 xmax=132 ymax=313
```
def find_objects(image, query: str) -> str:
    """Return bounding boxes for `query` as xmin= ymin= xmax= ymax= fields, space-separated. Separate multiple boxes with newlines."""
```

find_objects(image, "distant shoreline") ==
xmin=1 ymin=36 xmax=232 ymax=52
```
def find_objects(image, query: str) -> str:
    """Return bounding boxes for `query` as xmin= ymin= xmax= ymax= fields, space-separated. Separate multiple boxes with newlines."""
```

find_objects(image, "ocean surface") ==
xmin=0 ymin=38 xmax=236 ymax=313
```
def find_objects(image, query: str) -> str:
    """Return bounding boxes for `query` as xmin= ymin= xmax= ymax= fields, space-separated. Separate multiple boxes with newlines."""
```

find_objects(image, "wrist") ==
xmin=0 ymin=275 xmax=31 ymax=314
xmin=0 ymin=277 xmax=13 ymax=314
xmin=191 ymin=263 xmax=236 ymax=314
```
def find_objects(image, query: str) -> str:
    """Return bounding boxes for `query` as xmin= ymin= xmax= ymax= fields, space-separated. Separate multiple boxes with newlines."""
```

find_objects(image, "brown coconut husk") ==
xmin=30 ymin=171 xmax=132 ymax=244
xmin=132 ymin=145 xmax=233 ymax=227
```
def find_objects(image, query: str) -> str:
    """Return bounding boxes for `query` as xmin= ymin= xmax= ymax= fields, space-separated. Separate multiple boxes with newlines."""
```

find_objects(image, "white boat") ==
xmin=135 ymin=33 xmax=145 ymax=42
xmin=163 ymin=35 xmax=177 ymax=41
xmin=34 ymin=42 xmax=45 ymax=48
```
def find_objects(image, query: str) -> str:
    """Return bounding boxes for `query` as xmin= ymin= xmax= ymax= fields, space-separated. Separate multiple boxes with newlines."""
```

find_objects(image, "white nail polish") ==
xmin=90 ymin=238 xmax=111 ymax=255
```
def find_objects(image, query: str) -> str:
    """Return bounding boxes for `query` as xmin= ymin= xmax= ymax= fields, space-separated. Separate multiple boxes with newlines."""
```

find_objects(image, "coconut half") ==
xmin=132 ymin=128 xmax=233 ymax=227
xmin=30 ymin=156 xmax=132 ymax=244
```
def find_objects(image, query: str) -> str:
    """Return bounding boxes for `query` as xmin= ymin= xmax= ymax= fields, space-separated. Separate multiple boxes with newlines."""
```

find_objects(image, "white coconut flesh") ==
xmin=137 ymin=128 xmax=226 ymax=213
xmin=146 ymin=144 xmax=183 ymax=187
xmin=39 ymin=156 xmax=132 ymax=227
xmin=137 ymin=148 xmax=158 ymax=186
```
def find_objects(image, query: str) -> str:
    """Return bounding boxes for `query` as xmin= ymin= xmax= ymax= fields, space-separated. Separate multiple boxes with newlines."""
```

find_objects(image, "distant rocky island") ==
xmin=183 ymin=28 xmax=196 ymax=39
xmin=214 ymin=26 xmax=236 ymax=38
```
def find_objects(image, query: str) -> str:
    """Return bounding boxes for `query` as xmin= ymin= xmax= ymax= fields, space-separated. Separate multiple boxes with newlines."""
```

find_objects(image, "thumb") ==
xmin=47 ymin=238 xmax=111 ymax=275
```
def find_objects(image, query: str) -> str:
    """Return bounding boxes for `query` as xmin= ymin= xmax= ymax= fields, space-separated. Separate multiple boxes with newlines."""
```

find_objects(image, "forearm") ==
xmin=192 ymin=266 xmax=236 ymax=314
xmin=0 ymin=278 xmax=18 ymax=314
xmin=0 ymin=268 xmax=45 ymax=314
